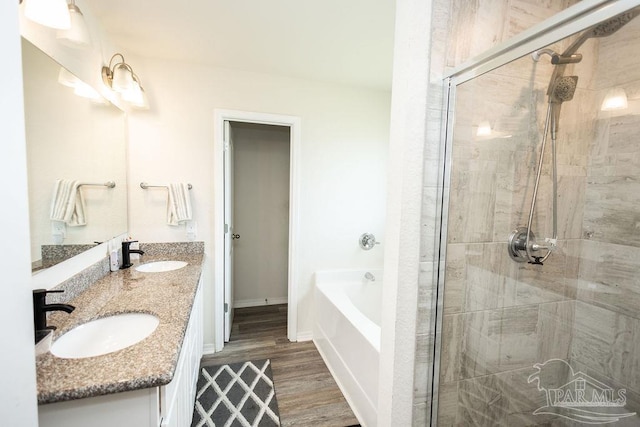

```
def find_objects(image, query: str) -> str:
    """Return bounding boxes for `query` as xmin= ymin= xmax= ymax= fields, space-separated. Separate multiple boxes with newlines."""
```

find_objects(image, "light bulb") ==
xmin=111 ymin=64 xmax=134 ymax=92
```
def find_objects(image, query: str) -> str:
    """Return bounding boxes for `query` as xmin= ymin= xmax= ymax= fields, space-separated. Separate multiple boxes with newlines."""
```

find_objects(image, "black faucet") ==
xmin=121 ymin=240 xmax=145 ymax=269
xmin=32 ymin=289 xmax=75 ymax=333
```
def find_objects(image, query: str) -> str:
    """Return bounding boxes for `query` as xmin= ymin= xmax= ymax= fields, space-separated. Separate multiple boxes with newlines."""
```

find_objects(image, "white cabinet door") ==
xmin=38 ymin=387 xmax=160 ymax=427
xmin=161 ymin=279 xmax=203 ymax=427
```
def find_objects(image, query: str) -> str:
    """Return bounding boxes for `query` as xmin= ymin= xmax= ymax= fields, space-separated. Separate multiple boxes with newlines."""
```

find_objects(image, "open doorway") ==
xmin=231 ymin=122 xmax=290 ymax=311
xmin=213 ymin=110 xmax=301 ymax=351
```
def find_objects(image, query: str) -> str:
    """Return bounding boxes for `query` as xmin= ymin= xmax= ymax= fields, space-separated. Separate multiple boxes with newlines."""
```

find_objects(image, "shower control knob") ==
xmin=359 ymin=233 xmax=379 ymax=250
xmin=232 ymin=234 xmax=240 ymax=240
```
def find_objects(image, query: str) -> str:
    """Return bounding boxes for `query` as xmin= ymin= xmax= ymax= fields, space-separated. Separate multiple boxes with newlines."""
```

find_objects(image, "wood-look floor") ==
xmin=199 ymin=304 xmax=360 ymax=427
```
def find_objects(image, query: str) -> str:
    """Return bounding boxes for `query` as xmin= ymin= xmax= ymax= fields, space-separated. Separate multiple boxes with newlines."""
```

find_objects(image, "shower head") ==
xmin=549 ymin=76 xmax=578 ymax=103
xmin=589 ymin=10 xmax=639 ymax=38
xmin=562 ymin=8 xmax=640 ymax=56
xmin=545 ymin=8 xmax=638 ymax=99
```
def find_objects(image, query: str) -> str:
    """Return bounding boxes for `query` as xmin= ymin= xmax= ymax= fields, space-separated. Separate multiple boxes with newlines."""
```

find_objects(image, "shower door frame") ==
xmin=430 ymin=0 xmax=640 ymax=424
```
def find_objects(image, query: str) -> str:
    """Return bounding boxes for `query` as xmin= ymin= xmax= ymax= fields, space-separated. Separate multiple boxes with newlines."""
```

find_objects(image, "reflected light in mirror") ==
xmin=57 ymin=67 xmax=105 ymax=102
xmin=56 ymin=0 xmax=91 ymax=48
xmin=476 ymin=121 xmax=492 ymax=137
xmin=73 ymin=81 xmax=104 ymax=102
xmin=58 ymin=67 xmax=79 ymax=88
xmin=601 ymin=87 xmax=628 ymax=111
xmin=24 ymin=0 xmax=70 ymax=30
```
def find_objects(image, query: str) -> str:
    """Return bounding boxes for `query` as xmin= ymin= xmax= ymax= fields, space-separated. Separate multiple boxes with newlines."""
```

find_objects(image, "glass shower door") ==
xmin=435 ymin=8 xmax=640 ymax=426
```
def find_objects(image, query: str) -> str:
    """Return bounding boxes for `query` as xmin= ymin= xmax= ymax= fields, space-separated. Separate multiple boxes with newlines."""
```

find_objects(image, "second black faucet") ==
xmin=121 ymin=240 xmax=145 ymax=269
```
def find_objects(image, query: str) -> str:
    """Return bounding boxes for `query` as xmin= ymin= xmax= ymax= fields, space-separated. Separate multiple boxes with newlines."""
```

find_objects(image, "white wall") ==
xmin=378 ymin=0 xmax=433 ymax=425
xmin=1 ymin=1 xmax=39 ymax=424
xmin=232 ymin=123 xmax=290 ymax=307
xmin=125 ymin=56 xmax=391 ymax=345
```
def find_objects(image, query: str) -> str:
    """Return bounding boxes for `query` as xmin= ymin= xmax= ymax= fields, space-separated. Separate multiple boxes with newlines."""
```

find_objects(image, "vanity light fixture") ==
xmin=102 ymin=53 xmax=135 ymax=93
xmin=122 ymin=74 xmax=149 ymax=109
xmin=56 ymin=0 xmax=91 ymax=48
xmin=23 ymin=0 xmax=71 ymax=30
xmin=102 ymin=53 xmax=149 ymax=108
xmin=601 ymin=87 xmax=628 ymax=111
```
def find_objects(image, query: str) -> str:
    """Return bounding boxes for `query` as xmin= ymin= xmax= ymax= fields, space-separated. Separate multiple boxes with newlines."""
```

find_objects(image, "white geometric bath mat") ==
xmin=191 ymin=359 xmax=281 ymax=427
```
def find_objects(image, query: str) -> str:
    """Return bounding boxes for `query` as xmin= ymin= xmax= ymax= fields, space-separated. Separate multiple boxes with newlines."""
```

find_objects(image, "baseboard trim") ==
xmin=234 ymin=297 xmax=288 ymax=308
xmin=296 ymin=331 xmax=313 ymax=342
xmin=203 ymin=343 xmax=217 ymax=355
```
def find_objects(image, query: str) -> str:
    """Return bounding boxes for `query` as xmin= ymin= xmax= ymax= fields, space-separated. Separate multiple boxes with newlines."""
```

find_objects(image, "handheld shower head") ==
xmin=549 ymin=76 xmax=578 ymax=139
xmin=549 ymin=76 xmax=578 ymax=103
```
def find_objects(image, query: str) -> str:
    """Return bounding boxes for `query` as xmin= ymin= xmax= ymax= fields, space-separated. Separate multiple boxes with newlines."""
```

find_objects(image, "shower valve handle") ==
xmin=533 ymin=238 xmax=557 ymax=252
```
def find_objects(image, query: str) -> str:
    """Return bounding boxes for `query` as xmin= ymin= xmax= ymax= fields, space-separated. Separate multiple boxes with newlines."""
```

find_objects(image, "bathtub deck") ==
xmin=199 ymin=304 xmax=360 ymax=427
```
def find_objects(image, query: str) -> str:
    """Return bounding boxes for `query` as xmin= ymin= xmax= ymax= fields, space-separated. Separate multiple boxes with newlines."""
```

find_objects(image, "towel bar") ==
xmin=140 ymin=182 xmax=193 ymax=190
xmin=78 ymin=181 xmax=116 ymax=188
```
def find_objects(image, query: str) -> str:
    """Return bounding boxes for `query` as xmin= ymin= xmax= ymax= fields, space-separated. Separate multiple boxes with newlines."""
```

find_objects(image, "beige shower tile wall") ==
xmin=576 ymin=240 xmax=640 ymax=320
xmin=563 ymin=12 xmax=640 ymax=425
xmin=560 ymin=361 xmax=640 ymax=427
xmin=426 ymin=2 xmax=597 ymax=425
xmin=443 ymin=241 xmax=582 ymax=316
xmin=571 ymin=301 xmax=640 ymax=393
xmin=584 ymin=115 xmax=640 ymax=246
xmin=413 ymin=0 xmax=580 ymax=424
xmin=437 ymin=302 xmax=577 ymax=425
xmin=439 ymin=300 xmax=575 ymax=381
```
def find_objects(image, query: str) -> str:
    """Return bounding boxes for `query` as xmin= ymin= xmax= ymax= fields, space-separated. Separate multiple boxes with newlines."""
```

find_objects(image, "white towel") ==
xmin=50 ymin=179 xmax=86 ymax=226
xmin=167 ymin=183 xmax=192 ymax=225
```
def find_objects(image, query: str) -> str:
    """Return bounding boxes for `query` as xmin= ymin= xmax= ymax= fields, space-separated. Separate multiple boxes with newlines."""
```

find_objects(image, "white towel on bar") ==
xmin=167 ymin=183 xmax=192 ymax=225
xmin=49 ymin=179 xmax=86 ymax=226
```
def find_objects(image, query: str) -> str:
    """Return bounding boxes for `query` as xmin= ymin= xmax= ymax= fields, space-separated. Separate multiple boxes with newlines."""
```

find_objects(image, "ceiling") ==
xmin=84 ymin=0 xmax=396 ymax=90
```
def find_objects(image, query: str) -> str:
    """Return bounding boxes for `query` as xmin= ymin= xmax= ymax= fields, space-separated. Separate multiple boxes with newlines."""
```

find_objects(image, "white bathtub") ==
xmin=313 ymin=269 xmax=382 ymax=427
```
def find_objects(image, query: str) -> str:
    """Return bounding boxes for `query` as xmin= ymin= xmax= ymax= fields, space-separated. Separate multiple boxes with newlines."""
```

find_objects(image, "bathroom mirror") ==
xmin=22 ymin=39 xmax=127 ymax=271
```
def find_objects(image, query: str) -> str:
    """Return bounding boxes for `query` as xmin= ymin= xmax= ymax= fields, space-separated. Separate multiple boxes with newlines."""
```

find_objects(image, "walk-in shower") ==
xmin=508 ymin=8 xmax=640 ymax=265
xmin=434 ymin=3 xmax=640 ymax=425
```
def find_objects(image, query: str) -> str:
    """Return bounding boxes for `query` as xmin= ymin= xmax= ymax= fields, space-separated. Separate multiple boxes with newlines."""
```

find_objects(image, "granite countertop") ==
xmin=36 ymin=252 xmax=204 ymax=404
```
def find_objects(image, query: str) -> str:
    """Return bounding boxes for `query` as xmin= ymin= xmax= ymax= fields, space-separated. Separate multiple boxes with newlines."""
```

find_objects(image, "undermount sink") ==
xmin=51 ymin=313 xmax=159 ymax=359
xmin=135 ymin=260 xmax=188 ymax=273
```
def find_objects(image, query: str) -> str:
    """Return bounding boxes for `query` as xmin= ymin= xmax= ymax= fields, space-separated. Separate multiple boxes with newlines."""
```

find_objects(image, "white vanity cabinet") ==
xmin=39 ymin=280 xmax=204 ymax=427
xmin=160 ymin=278 xmax=204 ymax=427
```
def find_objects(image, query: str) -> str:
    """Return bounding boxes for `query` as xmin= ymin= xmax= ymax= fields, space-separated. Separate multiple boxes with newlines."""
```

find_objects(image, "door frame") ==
xmin=213 ymin=109 xmax=301 ymax=351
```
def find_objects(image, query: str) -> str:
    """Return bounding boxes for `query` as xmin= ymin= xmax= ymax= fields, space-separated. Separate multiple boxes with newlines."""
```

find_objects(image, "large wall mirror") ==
xmin=22 ymin=38 xmax=127 ymax=272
